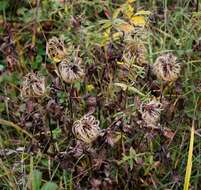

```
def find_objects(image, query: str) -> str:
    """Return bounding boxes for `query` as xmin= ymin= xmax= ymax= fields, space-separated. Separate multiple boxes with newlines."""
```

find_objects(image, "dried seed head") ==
xmin=123 ymin=42 xmax=147 ymax=65
xmin=6 ymin=55 xmax=18 ymax=72
xmin=140 ymin=99 xmax=162 ymax=126
xmin=21 ymin=72 xmax=45 ymax=98
xmin=153 ymin=53 xmax=181 ymax=82
xmin=46 ymin=36 xmax=67 ymax=63
xmin=58 ymin=57 xmax=84 ymax=83
xmin=72 ymin=114 xmax=101 ymax=144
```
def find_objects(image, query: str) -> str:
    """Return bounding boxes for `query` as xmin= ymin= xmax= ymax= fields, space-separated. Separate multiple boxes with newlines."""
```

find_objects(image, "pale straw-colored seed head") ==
xmin=21 ymin=72 xmax=45 ymax=98
xmin=153 ymin=53 xmax=181 ymax=82
xmin=72 ymin=114 xmax=100 ymax=144
xmin=140 ymin=99 xmax=162 ymax=126
xmin=46 ymin=36 xmax=67 ymax=63
xmin=123 ymin=41 xmax=147 ymax=65
xmin=58 ymin=57 xmax=84 ymax=83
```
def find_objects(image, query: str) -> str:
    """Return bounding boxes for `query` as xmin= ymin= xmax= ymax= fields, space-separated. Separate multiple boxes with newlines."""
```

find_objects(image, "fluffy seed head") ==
xmin=153 ymin=53 xmax=181 ymax=82
xmin=123 ymin=42 xmax=147 ymax=65
xmin=46 ymin=36 xmax=67 ymax=63
xmin=58 ymin=57 xmax=84 ymax=83
xmin=21 ymin=72 xmax=45 ymax=98
xmin=72 ymin=114 xmax=101 ymax=144
xmin=140 ymin=99 xmax=162 ymax=126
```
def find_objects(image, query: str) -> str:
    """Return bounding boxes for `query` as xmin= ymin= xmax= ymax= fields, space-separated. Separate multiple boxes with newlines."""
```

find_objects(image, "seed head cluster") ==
xmin=46 ymin=36 xmax=67 ymax=63
xmin=20 ymin=34 xmax=182 ymax=144
xmin=153 ymin=53 xmax=181 ymax=82
xmin=72 ymin=114 xmax=101 ymax=144
xmin=46 ymin=37 xmax=84 ymax=84
xmin=21 ymin=72 xmax=45 ymax=98
xmin=123 ymin=41 xmax=147 ymax=65
xmin=58 ymin=57 xmax=84 ymax=84
xmin=140 ymin=99 xmax=162 ymax=126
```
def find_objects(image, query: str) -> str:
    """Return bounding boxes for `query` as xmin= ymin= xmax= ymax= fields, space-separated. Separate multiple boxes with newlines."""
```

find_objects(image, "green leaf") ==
xmin=129 ymin=159 xmax=134 ymax=170
xmin=52 ymin=128 xmax=61 ymax=139
xmin=32 ymin=55 xmax=42 ymax=69
xmin=32 ymin=170 xmax=42 ymax=190
xmin=41 ymin=182 xmax=58 ymax=190
xmin=129 ymin=147 xmax=136 ymax=157
xmin=0 ymin=0 xmax=8 ymax=11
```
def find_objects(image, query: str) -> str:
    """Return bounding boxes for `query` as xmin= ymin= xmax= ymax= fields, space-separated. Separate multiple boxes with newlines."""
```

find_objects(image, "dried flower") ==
xmin=6 ymin=55 xmax=18 ymax=72
xmin=21 ymin=72 xmax=45 ymax=98
xmin=153 ymin=53 xmax=181 ymax=82
xmin=140 ymin=99 xmax=162 ymax=126
xmin=58 ymin=57 xmax=84 ymax=83
xmin=72 ymin=114 xmax=101 ymax=144
xmin=123 ymin=41 xmax=147 ymax=65
xmin=46 ymin=36 xmax=67 ymax=63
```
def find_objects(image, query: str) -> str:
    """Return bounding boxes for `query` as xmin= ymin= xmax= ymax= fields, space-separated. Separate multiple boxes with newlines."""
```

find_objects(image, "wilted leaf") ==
xmin=115 ymin=22 xmax=134 ymax=33
xmin=113 ymin=18 xmax=134 ymax=32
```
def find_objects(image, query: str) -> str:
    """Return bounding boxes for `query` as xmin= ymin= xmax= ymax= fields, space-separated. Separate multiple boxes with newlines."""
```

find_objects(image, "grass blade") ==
xmin=183 ymin=122 xmax=195 ymax=190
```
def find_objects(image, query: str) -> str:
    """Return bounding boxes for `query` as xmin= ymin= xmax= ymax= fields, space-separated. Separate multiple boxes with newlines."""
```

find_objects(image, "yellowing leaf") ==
xmin=131 ymin=15 xmax=146 ymax=26
xmin=112 ymin=32 xmax=122 ymax=40
xmin=135 ymin=10 xmax=151 ymax=16
xmin=117 ymin=61 xmax=125 ymax=65
xmin=127 ymin=0 xmax=136 ymax=3
xmin=52 ymin=57 xmax=63 ymax=63
xmin=183 ymin=123 xmax=195 ymax=190
xmin=115 ymin=22 xmax=134 ymax=33
xmin=122 ymin=4 xmax=134 ymax=18
xmin=112 ymin=8 xmax=121 ymax=19
xmin=100 ymin=28 xmax=110 ymax=46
